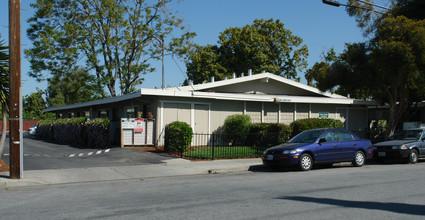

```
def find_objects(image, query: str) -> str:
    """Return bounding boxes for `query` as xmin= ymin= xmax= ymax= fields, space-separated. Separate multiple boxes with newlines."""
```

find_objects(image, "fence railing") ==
xmin=168 ymin=132 xmax=287 ymax=160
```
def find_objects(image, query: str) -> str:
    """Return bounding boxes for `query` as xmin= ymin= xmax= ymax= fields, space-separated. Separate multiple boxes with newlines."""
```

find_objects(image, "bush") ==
xmin=36 ymin=117 xmax=110 ymax=148
xmin=223 ymin=114 xmax=251 ymax=144
xmin=53 ymin=117 xmax=86 ymax=144
xmin=249 ymin=123 xmax=292 ymax=147
xmin=165 ymin=121 xmax=193 ymax=154
xmin=84 ymin=118 xmax=110 ymax=148
xmin=36 ymin=119 xmax=55 ymax=140
xmin=290 ymin=118 xmax=344 ymax=137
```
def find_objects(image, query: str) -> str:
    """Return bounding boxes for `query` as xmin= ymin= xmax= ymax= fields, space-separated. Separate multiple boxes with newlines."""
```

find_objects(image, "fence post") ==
xmin=211 ymin=133 xmax=215 ymax=160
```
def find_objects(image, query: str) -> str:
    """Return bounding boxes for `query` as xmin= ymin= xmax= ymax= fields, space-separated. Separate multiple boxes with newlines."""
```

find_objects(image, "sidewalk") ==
xmin=0 ymin=158 xmax=263 ymax=189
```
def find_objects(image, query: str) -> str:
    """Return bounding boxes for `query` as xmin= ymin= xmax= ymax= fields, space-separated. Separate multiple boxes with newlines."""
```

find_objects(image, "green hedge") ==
xmin=165 ymin=121 xmax=193 ymax=154
xmin=84 ymin=118 xmax=110 ymax=148
xmin=249 ymin=123 xmax=292 ymax=147
xmin=53 ymin=117 xmax=86 ymax=144
xmin=223 ymin=114 xmax=251 ymax=143
xmin=290 ymin=118 xmax=344 ymax=137
xmin=36 ymin=117 xmax=110 ymax=148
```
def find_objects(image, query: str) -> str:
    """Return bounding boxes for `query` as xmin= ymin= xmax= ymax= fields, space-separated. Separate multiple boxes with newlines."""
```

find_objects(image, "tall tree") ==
xmin=23 ymin=88 xmax=55 ymax=120
xmin=0 ymin=37 xmax=9 ymax=159
xmin=26 ymin=0 xmax=195 ymax=96
xmin=185 ymin=19 xmax=308 ymax=84
xmin=47 ymin=67 xmax=106 ymax=107
xmin=345 ymin=0 xmax=425 ymax=35
xmin=306 ymin=16 xmax=425 ymax=136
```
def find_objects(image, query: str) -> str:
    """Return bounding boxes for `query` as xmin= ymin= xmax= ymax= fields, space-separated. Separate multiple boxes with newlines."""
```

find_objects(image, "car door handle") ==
xmin=353 ymin=143 xmax=357 ymax=146
xmin=333 ymin=145 xmax=337 ymax=147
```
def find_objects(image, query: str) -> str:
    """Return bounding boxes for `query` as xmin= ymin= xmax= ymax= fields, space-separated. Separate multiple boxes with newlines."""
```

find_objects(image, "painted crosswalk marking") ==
xmin=2 ymin=149 xmax=111 ymax=158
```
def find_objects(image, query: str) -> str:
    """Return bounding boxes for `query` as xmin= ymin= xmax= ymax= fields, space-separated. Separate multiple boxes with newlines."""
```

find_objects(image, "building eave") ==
xmin=175 ymin=72 xmax=345 ymax=99
xmin=141 ymin=88 xmax=376 ymax=105
xmin=43 ymin=91 xmax=141 ymax=113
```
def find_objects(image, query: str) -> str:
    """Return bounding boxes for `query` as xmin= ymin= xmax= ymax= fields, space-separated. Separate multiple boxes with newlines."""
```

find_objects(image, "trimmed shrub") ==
xmin=53 ymin=117 xmax=86 ymax=144
xmin=84 ymin=118 xmax=110 ymax=148
xmin=290 ymin=118 xmax=344 ymax=137
xmin=35 ymin=117 xmax=110 ymax=148
xmin=223 ymin=114 xmax=251 ymax=144
xmin=36 ymin=119 xmax=55 ymax=140
xmin=249 ymin=123 xmax=292 ymax=147
xmin=165 ymin=121 xmax=193 ymax=154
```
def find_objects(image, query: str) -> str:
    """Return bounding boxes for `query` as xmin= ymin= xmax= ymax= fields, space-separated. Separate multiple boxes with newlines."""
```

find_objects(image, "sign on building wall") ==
xmin=121 ymin=118 xmax=155 ymax=147
xmin=319 ymin=112 xmax=329 ymax=119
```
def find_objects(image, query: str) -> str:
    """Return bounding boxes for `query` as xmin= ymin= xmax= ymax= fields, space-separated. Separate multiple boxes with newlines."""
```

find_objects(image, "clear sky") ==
xmin=0 ymin=0 xmax=390 ymax=97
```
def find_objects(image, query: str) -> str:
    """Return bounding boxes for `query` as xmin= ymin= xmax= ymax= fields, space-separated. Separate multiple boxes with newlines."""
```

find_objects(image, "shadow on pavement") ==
xmin=281 ymin=196 xmax=425 ymax=216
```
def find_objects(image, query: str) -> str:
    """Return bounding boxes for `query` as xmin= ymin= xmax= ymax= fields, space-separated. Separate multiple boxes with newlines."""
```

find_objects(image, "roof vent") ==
xmin=224 ymin=77 xmax=228 ymax=80
xmin=232 ymin=73 xmax=236 ymax=79
xmin=211 ymin=76 xmax=215 ymax=82
xmin=248 ymin=69 xmax=252 ymax=76
xmin=261 ymin=70 xmax=266 ymax=73
xmin=240 ymin=73 xmax=244 ymax=77
xmin=188 ymin=80 xmax=193 ymax=86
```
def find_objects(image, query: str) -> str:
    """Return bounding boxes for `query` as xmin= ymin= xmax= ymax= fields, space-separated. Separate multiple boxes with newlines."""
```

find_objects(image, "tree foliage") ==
xmin=306 ymin=16 xmax=425 ymax=136
xmin=26 ymin=0 xmax=195 ymax=97
xmin=47 ymin=67 xmax=105 ymax=107
xmin=0 ymin=36 xmax=8 ymax=158
xmin=23 ymin=88 xmax=55 ymax=120
xmin=185 ymin=19 xmax=308 ymax=84
xmin=345 ymin=0 xmax=425 ymax=35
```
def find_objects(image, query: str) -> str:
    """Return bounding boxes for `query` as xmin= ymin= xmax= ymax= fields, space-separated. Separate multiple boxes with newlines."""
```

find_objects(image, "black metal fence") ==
xmin=168 ymin=132 xmax=288 ymax=160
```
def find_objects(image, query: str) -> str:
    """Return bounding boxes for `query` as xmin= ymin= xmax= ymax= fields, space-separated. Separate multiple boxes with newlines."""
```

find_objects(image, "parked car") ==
xmin=28 ymin=124 xmax=37 ymax=135
xmin=262 ymin=128 xmax=373 ymax=171
xmin=373 ymin=128 xmax=425 ymax=163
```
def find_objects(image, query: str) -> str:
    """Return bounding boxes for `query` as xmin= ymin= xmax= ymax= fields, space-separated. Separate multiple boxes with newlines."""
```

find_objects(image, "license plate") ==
xmin=266 ymin=155 xmax=273 ymax=160
xmin=378 ymin=152 xmax=386 ymax=157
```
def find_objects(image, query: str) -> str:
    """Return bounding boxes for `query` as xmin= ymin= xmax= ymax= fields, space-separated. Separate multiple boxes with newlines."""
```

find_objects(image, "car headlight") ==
xmin=400 ymin=145 xmax=408 ymax=150
xmin=392 ymin=145 xmax=408 ymax=150
xmin=283 ymin=150 xmax=297 ymax=154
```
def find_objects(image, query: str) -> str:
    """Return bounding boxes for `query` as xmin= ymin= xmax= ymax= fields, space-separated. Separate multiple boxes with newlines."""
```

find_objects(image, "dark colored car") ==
xmin=373 ymin=128 xmax=425 ymax=163
xmin=262 ymin=128 xmax=373 ymax=171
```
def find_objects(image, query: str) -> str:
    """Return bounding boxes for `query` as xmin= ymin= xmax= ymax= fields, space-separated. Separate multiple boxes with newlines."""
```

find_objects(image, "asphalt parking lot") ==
xmin=1 ymin=133 xmax=173 ymax=170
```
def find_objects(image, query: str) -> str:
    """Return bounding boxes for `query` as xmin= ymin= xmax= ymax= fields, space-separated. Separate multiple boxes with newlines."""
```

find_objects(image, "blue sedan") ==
xmin=262 ymin=128 xmax=373 ymax=171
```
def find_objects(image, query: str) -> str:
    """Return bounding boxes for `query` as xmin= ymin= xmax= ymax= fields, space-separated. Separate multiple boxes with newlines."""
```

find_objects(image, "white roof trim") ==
xmin=141 ymin=89 xmax=375 ymax=105
xmin=174 ymin=72 xmax=345 ymax=99
xmin=43 ymin=91 xmax=141 ymax=112
xmin=44 ymin=73 xmax=375 ymax=113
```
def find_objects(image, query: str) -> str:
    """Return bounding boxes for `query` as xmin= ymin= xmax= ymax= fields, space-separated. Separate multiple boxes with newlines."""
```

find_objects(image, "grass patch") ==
xmin=184 ymin=146 xmax=264 ymax=159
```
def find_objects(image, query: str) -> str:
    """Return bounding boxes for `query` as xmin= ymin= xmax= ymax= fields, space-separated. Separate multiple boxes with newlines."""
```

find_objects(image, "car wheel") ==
xmin=408 ymin=149 xmax=418 ymax=164
xmin=299 ymin=153 xmax=313 ymax=171
xmin=353 ymin=151 xmax=365 ymax=167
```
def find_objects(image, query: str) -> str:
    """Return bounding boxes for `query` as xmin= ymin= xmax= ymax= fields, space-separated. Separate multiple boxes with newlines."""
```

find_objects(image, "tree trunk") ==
xmin=0 ymin=102 xmax=7 ymax=159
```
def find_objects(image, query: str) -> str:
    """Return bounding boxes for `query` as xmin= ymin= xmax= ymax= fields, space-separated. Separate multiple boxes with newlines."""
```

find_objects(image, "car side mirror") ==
xmin=319 ymin=138 xmax=327 ymax=144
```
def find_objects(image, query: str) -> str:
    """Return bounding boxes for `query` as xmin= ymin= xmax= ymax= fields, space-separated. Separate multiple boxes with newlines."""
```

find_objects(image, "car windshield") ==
xmin=289 ymin=130 xmax=323 ymax=143
xmin=391 ymin=129 xmax=423 ymax=140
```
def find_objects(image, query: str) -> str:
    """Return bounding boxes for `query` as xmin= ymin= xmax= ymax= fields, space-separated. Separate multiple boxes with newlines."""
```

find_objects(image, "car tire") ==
xmin=299 ymin=153 xmax=313 ymax=171
xmin=353 ymin=151 xmax=365 ymax=167
xmin=408 ymin=149 xmax=418 ymax=164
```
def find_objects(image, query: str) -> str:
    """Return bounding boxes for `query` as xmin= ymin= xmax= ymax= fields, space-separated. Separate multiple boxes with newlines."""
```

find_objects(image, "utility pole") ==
xmin=9 ymin=0 xmax=22 ymax=179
